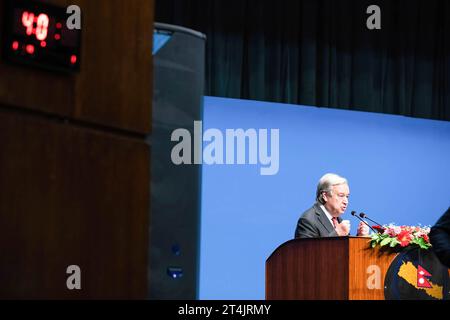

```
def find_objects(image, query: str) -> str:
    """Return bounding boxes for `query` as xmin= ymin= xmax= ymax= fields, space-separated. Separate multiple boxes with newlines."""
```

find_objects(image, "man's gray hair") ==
xmin=316 ymin=173 xmax=348 ymax=204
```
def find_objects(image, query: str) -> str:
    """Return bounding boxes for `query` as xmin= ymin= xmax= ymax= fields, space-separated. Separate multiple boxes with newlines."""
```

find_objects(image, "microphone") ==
xmin=351 ymin=211 xmax=377 ymax=234
xmin=359 ymin=212 xmax=385 ymax=234
xmin=359 ymin=212 xmax=383 ymax=227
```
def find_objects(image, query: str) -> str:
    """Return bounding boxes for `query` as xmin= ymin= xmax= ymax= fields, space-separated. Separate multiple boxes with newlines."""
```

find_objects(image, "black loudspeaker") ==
xmin=149 ymin=23 xmax=205 ymax=299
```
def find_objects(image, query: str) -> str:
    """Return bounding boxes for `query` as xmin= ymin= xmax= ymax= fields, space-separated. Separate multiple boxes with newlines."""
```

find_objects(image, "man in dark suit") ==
xmin=430 ymin=207 xmax=450 ymax=268
xmin=295 ymin=173 xmax=369 ymax=238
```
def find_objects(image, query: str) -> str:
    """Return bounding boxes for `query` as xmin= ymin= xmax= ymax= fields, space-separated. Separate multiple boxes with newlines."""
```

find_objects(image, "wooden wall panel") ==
xmin=74 ymin=0 xmax=153 ymax=133
xmin=0 ymin=0 xmax=153 ymax=133
xmin=0 ymin=0 xmax=153 ymax=298
xmin=0 ymin=109 xmax=149 ymax=299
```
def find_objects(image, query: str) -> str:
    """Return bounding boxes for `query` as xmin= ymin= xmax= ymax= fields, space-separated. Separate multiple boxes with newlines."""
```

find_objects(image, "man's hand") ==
xmin=357 ymin=221 xmax=370 ymax=236
xmin=336 ymin=220 xmax=350 ymax=236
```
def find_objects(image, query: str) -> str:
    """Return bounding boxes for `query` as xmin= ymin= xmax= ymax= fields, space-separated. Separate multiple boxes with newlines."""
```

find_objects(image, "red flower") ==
xmin=397 ymin=230 xmax=413 ymax=247
xmin=373 ymin=225 xmax=386 ymax=233
xmin=421 ymin=234 xmax=430 ymax=243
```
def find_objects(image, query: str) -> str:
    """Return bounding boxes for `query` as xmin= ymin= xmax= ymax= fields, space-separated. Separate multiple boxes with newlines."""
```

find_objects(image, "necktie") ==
xmin=332 ymin=217 xmax=338 ymax=229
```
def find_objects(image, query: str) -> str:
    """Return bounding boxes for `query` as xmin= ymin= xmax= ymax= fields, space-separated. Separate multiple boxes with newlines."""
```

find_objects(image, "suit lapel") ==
xmin=314 ymin=204 xmax=335 ymax=234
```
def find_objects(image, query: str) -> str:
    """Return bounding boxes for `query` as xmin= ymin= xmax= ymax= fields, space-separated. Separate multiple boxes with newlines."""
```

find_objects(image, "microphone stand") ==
xmin=351 ymin=211 xmax=377 ymax=234
xmin=359 ymin=212 xmax=384 ymax=227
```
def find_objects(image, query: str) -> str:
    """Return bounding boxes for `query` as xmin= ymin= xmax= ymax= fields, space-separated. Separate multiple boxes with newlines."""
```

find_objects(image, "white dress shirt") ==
xmin=320 ymin=204 xmax=336 ymax=228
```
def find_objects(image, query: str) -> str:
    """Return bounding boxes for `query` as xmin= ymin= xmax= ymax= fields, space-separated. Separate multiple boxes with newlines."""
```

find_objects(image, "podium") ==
xmin=266 ymin=236 xmax=399 ymax=300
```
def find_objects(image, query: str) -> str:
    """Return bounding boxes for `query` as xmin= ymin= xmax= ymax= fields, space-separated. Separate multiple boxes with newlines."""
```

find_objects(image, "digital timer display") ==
xmin=2 ymin=0 xmax=82 ymax=73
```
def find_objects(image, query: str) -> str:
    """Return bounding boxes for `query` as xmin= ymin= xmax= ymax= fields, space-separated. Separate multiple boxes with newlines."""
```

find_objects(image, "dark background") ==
xmin=156 ymin=0 xmax=450 ymax=121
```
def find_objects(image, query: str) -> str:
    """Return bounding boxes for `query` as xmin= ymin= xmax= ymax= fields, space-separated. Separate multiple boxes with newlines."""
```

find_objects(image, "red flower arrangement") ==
xmin=370 ymin=224 xmax=431 ymax=250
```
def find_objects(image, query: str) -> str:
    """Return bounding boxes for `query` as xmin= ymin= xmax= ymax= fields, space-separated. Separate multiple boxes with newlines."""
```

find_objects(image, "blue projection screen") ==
xmin=199 ymin=96 xmax=450 ymax=299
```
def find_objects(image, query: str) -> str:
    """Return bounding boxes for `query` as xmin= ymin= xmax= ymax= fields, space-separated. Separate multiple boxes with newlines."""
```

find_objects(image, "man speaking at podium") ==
xmin=295 ymin=173 xmax=369 ymax=238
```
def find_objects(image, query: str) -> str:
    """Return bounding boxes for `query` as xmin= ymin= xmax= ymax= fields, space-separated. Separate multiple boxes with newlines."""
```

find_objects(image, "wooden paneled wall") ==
xmin=0 ymin=0 xmax=153 ymax=298
xmin=0 ymin=0 xmax=152 ymax=133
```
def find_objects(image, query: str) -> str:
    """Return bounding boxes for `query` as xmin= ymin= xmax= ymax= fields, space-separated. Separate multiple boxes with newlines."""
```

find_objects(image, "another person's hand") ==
xmin=336 ymin=219 xmax=350 ymax=236
xmin=357 ymin=221 xmax=370 ymax=236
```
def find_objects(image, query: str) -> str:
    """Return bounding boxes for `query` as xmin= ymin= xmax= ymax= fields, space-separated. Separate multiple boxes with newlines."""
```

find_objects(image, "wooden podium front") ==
xmin=266 ymin=237 xmax=396 ymax=300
